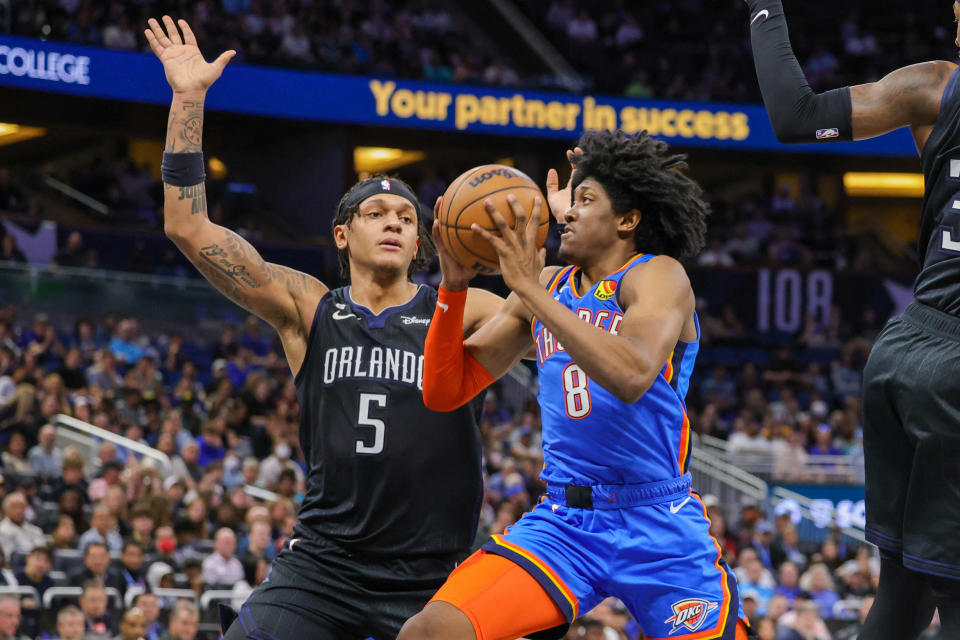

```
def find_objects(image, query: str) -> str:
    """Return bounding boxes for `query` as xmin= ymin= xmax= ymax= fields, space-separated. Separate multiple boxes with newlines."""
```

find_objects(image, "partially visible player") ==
xmin=145 ymin=16 xmax=504 ymax=639
xmin=399 ymin=130 xmax=750 ymax=640
xmin=742 ymin=2 xmax=960 ymax=637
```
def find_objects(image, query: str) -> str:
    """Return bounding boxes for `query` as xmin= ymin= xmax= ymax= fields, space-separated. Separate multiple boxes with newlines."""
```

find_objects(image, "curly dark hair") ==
xmin=570 ymin=130 xmax=708 ymax=259
xmin=332 ymin=175 xmax=436 ymax=281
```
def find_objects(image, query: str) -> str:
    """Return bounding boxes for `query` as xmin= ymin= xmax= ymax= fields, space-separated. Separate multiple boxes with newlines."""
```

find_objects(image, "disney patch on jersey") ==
xmin=664 ymin=598 xmax=718 ymax=634
xmin=594 ymin=279 xmax=617 ymax=301
xmin=816 ymin=128 xmax=839 ymax=139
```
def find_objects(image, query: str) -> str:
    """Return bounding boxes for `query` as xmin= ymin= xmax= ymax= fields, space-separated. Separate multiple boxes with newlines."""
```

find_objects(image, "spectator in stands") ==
xmin=77 ymin=504 xmax=123 ymax=553
xmin=0 ymin=492 xmax=46 ymax=560
xmin=68 ymin=544 xmax=124 ymax=596
xmin=749 ymin=520 xmax=779 ymax=571
xmin=56 ymin=487 xmax=89 ymax=534
xmin=808 ymin=423 xmax=844 ymax=456
xmin=201 ymin=527 xmax=243 ymax=587
xmin=2 ymin=431 xmax=31 ymax=474
xmin=0 ymin=596 xmax=27 ymax=640
xmin=86 ymin=350 xmax=123 ymax=393
xmin=53 ymin=605 xmax=86 ymax=640
xmin=57 ymin=348 xmax=88 ymax=392
xmin=775 ymin=598 xmax=830 ymax=640
xmin=773 ymin=561 xmax=801 ymax=606
xmin=115 ymin=607 xmax=146 ymax=640
xmin=28 ymin=424 xmax=63 ymax=479
xmin=755 ymin=617 xmax=776 ymax=640
xmin=52 ymin=232 xmax=85 ymax=268
xmin=735 ymin=548 xmax=776 ymax=614
xmin=50 ymin=514 xmax=77 ymax=551
xmin=155 ymin=601 xmax=196 ymax=640
xmin=108 ymin=320 xmax=146 ymax=365
xmin=78 ymin=580 xmax=114 ymax=639
xmin=128 ymin=505 xmax=155 ymax=551
xmin=803 ymin=563 xmax=841 ymax=620
xmin=116 ymin=541 xmax=146 ymax=596
xmin=131 ymin=592 xmax=164 ymax=640
xmin=88 ymin=461 xmax=125 ymax=504
xmin=13 ymin=545 xmax=54 ymax=603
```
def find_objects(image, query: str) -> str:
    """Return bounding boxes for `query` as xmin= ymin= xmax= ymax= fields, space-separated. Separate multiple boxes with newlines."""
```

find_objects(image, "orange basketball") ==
xmin=437 ymin=164 xmax=549 ymax=274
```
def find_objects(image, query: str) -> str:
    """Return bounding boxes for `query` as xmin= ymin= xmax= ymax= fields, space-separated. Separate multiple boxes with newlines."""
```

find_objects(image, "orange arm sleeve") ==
xmin=423 ymin=287 xmax=495 ymax=412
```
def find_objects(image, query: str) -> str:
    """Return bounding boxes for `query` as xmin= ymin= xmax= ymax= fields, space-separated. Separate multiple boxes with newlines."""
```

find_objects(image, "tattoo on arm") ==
xmin=177 ymin=184 xmax=207 ymax=215
xmin=165 ymin=99 xmax=205 ymax=153
xmin=193 ymin=229 xmax=273 ymax=308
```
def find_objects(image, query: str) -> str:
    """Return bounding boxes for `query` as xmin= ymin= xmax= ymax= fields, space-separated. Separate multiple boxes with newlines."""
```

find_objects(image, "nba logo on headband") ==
xmin=381 ymin=179 xmax=391 ymax=191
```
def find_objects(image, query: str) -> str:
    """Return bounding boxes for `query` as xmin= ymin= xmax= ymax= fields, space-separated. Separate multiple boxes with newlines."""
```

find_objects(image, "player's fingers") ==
xmin=471 ymin=225 xmax=506 ymax=252
xmin=483 ymin=200 xmax=511 ymax=236
xmin=162 ymin=15 xmax=182 ymax=45
xmin=431 ymin=220 xmax=444 ymax=249
xmin=433 ymin=196 xmax=442 ymax=218
xmin=144 ymin=29 xmax=164 ymax=57
xmin=147 ymin=18 xmax=170 ymax=48
xmin=506 ymin=195 xmax=527 ymax=234
xmin=212 ymin=50 xmax=236 ymax=72
xmin=526 ymin=197 xmax=542 ymax=242
xmin=545 ymin=168 xmax=558 ymax=194
xmin=178 ymin=19 xmax=198 ymax=46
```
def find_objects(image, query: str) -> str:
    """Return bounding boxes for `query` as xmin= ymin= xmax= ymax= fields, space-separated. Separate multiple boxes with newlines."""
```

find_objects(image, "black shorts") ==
xmin=224 ymin=534 xmax=462 ymax=640
xmin=862 ymin=302 xmax=960 ymax=580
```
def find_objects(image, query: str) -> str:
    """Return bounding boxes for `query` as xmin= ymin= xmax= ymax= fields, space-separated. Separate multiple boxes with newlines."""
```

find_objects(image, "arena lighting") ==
xmin=843 ymin=172 xmax=925 ymax=198
xmin=353 ymin=146 xmax=425 ymax=174
xmin=0 ymin=122 xmax=46 ymax=146
xmin=207 ymin=156 xmax=228 ymax=180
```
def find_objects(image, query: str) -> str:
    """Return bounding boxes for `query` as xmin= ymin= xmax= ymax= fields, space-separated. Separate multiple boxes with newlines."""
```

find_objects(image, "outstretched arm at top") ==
xmin=744 ymin=0 xmax=954 ymax=145
xmin=147 ymin=17 xmax=325 ymax=371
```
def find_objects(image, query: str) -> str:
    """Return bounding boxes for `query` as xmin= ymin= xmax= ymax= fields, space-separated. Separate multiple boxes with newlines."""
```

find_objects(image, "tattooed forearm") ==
xmin=177 ymin=184 xmax=207 ymax=215
xmin=165 ymin=95 xmax=205 ymax=152
xmin=198 ymin=244 xmax=262 ymax=288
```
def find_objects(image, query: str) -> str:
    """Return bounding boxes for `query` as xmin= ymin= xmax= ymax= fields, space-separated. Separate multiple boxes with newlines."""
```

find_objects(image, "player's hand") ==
xmin=145 ymin=16 xmax=235 ymax=94
xmin=432 ymin=197 xmax=480 ymax=291
xmin=545 ymin=146 xmax=582 ymax=221
xmin=473 ymin=195 xmax=545 ymax=296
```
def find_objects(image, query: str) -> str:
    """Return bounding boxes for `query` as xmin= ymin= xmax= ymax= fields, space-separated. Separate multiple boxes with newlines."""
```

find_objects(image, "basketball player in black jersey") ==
xmin=743 ymin=1 xmax=960 ymax=637
xmin=145 ymin=17 xmax=505 ymax=639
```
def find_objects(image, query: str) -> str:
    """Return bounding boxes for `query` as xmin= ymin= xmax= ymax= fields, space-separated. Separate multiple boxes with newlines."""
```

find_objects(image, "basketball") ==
xmin=437 ymin=164 xmax=549 ymax=274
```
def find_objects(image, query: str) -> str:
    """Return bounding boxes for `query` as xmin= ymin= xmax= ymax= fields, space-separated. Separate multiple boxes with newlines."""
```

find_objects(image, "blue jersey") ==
xmin=532 ymin=254 xmax=699 ymax=486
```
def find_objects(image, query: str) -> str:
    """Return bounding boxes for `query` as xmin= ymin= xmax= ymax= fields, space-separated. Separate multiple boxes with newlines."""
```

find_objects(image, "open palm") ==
xmin=145 ymin=16 xmax=234 ymax=94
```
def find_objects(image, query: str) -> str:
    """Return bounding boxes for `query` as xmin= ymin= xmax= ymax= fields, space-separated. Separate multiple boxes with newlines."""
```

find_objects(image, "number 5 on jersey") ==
xmin=562 ymin=363 xmax=591 ymax=419
xmin=357 ymin=392 xmax=387 ymax=455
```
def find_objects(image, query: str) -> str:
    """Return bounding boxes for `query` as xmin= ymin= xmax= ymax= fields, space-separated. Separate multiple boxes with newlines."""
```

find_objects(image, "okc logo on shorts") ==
xmin=381 ymin=179 xmax=392 ymax=191
xmin=594 ymin=279 xmax=617 ymax=301
xmin=664 ymin=598 xmax=718 ymax=634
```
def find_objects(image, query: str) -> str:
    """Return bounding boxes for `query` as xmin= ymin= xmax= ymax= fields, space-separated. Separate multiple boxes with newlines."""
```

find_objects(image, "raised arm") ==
xmin=744 ymin=0 xmax=955 ymax=146
xmin=146 ymin=17 xmax=326 ymax=370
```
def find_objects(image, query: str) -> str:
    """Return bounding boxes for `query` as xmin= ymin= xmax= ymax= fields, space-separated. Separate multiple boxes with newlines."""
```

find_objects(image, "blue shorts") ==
xmin=481 ymin=474 xmax=745 ymax=639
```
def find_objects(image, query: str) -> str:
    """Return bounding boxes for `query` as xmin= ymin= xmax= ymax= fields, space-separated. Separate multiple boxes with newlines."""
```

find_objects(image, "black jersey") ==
xmin=293 ymin=285 xmax=484 ymax=557
xmin=916 ymin=67 xmax=960 ymax=315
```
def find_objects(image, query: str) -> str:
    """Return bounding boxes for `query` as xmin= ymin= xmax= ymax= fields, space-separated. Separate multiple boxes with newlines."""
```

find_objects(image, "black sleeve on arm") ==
xmin=747 ymin=0 xmax=852 ymax=144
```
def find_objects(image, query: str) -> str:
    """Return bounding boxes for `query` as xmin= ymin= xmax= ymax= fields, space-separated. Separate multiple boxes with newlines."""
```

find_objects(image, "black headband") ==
xmin=339 ymin=177 xmax=421 ymax=221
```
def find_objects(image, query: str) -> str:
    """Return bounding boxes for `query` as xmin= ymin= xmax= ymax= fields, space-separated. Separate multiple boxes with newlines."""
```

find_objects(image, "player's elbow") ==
xmin=614 ymin=375 xmax=653 ymax=405
xmin=422 ymin=387 xmax=461 ymax=413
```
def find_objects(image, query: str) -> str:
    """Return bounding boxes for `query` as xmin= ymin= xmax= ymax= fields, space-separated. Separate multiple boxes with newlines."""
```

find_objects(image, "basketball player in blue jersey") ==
xmin=400 ymin=130 xmax=751 ymax=640
xmin=146 ymin=17 xmax=505 ymax=639
xmin=742 ymin=2 xmax=960 ymax=637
